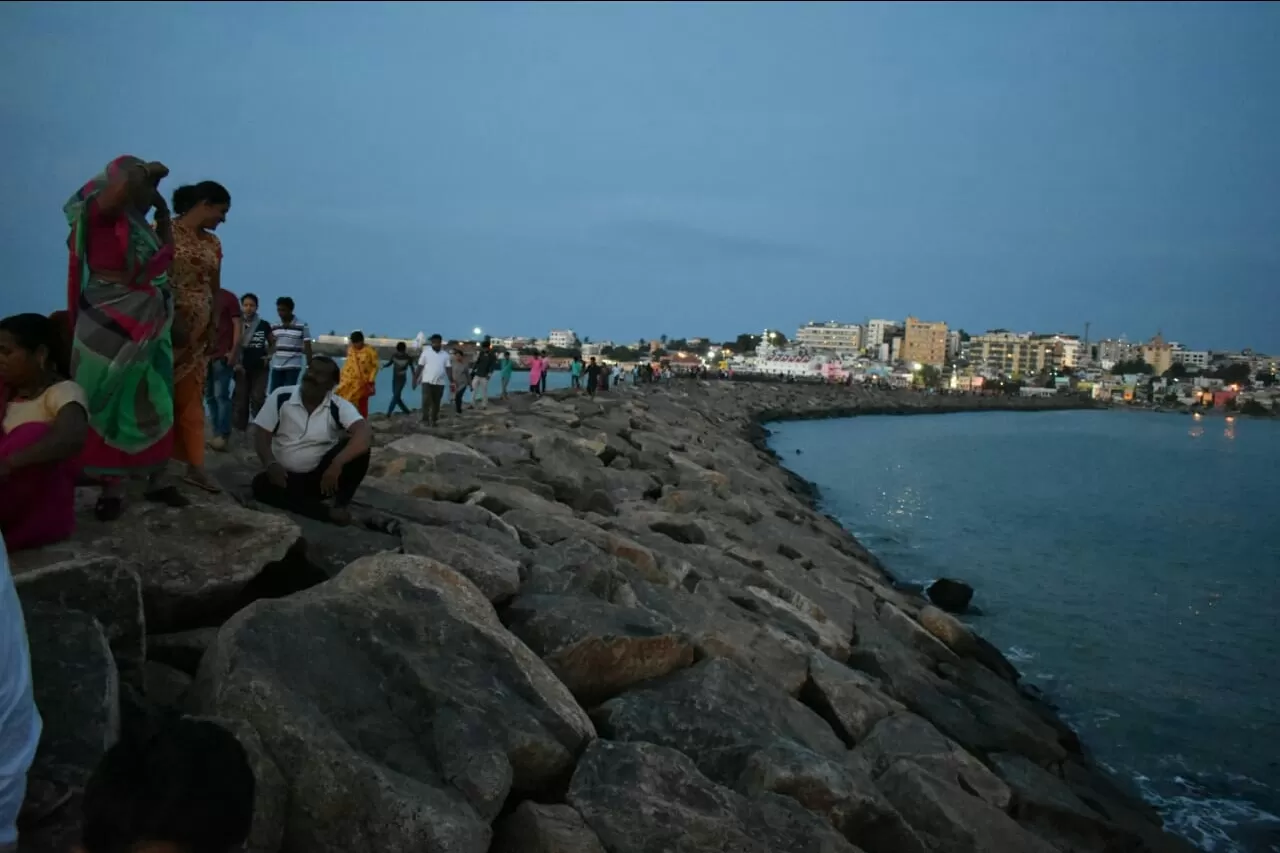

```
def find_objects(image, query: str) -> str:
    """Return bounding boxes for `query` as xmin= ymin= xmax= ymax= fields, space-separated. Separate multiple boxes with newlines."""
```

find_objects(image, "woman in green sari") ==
xmin=65 ymin=156 xmax=189 ymax=519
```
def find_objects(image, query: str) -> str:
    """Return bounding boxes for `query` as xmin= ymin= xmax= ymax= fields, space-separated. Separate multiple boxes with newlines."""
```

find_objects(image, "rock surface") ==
xmin=20 ymin=383 xmax=1189 ymax=853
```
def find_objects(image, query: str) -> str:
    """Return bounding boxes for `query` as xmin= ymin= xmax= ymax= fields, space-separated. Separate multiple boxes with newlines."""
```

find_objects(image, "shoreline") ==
xmin=12 ymin=382 xmax=1195 ymax=853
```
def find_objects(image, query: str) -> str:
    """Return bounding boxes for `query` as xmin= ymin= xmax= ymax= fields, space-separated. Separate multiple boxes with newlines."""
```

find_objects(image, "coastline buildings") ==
xmin=1172 ymin=349 xmax=1209 ymax=370
xmin=865 ymin=319 xmax=898 ymax=353
xmin=965 ymin=331 xmax=1063 ymax=377
xmin=795 ymin=321 xmax=863 ymax=352
xmin=548 ymin=329 xmax=577 ymax=349
xmin=1140 ymin=333 xmax=1174 ymax=376
xmin=901 ymin=316 xmax=949 ymax=367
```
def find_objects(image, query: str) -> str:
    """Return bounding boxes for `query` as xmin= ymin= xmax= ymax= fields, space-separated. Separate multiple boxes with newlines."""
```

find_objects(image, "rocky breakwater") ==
xmin=13 ymin=381 xmax=1195 ymax=853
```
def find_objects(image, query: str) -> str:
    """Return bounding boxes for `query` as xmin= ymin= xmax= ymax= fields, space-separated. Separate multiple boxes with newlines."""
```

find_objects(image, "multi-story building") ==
xmin=864 ymin=319 xmax=898 ymax=353
xmin=1094 ymin=338 xmax=1136 ymax=367
xmin=946 ymin=330 xmax=962 ymax=363
xmin=901 ymin=316 xmax=949 ymax=367
xmin=548 ymin=329 xmax=577 ymax=349
xmin=1172 ymin=350 xmax=1209 ymax=370
xmin=1140 ymin=333 xmax=1174 ymax=376
xmin=966 ymin=331 xmax=1064 ymax=378
xmin=794 ymin=321 xmax=862 ymax=352
xmin=1035 ymin=334 xmax=1083 ymax=368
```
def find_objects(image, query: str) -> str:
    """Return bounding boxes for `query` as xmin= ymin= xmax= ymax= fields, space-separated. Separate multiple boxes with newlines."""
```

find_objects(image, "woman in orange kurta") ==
xmin=336 ymin=330 xmax=379 ymax=418
xmin=168 ymin=181 xmax=231 ymax=493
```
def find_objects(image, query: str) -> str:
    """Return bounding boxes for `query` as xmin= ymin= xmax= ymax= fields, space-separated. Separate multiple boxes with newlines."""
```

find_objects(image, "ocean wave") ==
xmin=1132 ymin=769 xmax=1280 ymax=853
xmin=1005 ymin=645 xmax=1037 ymax=663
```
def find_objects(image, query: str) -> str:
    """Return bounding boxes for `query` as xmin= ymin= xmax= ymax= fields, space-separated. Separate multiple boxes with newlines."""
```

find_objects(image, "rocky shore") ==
xmin=12 ymin=382 xmax=1198 ymax=853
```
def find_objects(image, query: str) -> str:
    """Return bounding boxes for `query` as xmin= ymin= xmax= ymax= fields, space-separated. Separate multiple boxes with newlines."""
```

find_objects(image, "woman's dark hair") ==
xmin=350 ymin=331 xmax=365 ymax=344
xmin=171 ymin=181 xmax=231 ymax=217
xmin=0 ymin=312 xmax=70 ymax=378
xmin=80 ymin=718 xmax=254 ymax=853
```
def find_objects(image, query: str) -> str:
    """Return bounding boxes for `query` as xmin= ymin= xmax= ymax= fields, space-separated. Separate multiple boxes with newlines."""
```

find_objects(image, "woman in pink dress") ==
xmin=528 ymin=351 xmax=545 ymax=396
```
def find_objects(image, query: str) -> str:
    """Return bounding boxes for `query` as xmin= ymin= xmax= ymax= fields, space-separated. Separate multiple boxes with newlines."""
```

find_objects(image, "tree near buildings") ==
xmin=1111 ymin=358 xmax=1152 ymax=375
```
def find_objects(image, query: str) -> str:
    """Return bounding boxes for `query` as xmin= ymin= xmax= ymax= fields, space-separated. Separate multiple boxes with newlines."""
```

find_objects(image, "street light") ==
xmin=473 ymin=327 xmax=483 ymax=337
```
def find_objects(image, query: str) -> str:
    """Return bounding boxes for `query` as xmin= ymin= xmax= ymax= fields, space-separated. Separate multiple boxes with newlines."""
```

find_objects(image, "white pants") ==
xmin=1 ymin=540 xmax=41 ymax=847
xmin=471 ymin=376 xmax=489 ymax=408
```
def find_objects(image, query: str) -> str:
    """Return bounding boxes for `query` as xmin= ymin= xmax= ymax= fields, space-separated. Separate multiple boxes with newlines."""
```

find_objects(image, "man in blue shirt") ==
xmin=0 ymin=534 xmax=40 ymax=852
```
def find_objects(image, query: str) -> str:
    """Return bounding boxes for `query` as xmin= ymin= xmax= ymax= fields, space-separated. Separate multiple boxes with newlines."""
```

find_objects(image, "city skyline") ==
xmin=2 ymin=2 xmax=1277 ymax=351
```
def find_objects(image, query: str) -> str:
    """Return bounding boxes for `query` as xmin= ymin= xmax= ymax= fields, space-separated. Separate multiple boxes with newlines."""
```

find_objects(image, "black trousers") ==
xmin=387 ymin=376 xmax=411 ymax=415
xmin=251 ymin=439 xmax=370 ymax=522
xmin=454 ymin=383 xmax=468 ymax=414
xmin=421 ymin=383 xmax=445 ymax=424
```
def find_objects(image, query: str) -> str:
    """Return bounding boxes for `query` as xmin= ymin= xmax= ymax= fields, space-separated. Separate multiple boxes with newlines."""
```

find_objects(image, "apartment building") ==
xmin=1140 ymin=333 xmax=1174 ymax=376
xmin=865 ymin=319 xmax=899 ymax=353
xmin=1172 ymin=350 xmax=1209 ymax=370
xmin=1094 ymin=338 xmax=1136 ymax=367
xmin=901 ymin=316 xmax=949 ymax=367
xmin=966 ymin=331 xmax=1063 ymax=377
xmin=795 ymin=321 xmax=863 ymax=351
xmin=548 ymin=329 xmax=577 ymax=349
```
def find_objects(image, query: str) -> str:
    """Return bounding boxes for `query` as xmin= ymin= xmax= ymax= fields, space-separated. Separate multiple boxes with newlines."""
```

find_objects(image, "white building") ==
xmin=548 ymin=329 xmax=577 ymax=349
xmin=865 ymin=319 xmax=899 ymax=353
xmin=794 ymin=321 xmax=862 ymax=352
xmin=946 ymin=330 xmax=962 ymax=362
xmin=1172 ymin=350 xmax=1209 ymax=370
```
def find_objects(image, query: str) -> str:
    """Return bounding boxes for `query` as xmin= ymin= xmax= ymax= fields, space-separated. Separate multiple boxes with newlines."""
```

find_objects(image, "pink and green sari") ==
xmin=65 ymin=155 xmax=176 ymax=477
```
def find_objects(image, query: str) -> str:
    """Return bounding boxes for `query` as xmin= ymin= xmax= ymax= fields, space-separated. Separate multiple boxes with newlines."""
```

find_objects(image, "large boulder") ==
xmin=567 ymin=740 xmax=861 ymax=853
xmin=802 ymin=653 xmax=905 ymax=746
xmin=15 ymin=556 xmax=145 ymax=687
xmin=926 ymin=578 xmax=974 ymax=614
xmin=386 ymin=433 xmax=497 ymax=468
xmin=504 ymin=593 xmax=696 ymax=705
xmin=12 ymin=496 xmax=302 ymax=633
xmin=401 ymin=524 xmax=521 ymax=603
xmin=190 ymin=553 xmax=595 ymax=853
xmin=491 ymin=802 xmax=606 ymax=853
xmin=25 ymin=605 xmax=120 ymax=787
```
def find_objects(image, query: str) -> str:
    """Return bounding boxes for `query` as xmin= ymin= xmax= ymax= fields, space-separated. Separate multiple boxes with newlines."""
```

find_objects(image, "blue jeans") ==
xmin=269 ymin=367 xmax=301 ymax=393
xmin=205 ymin=358 xmax=234 ymax=439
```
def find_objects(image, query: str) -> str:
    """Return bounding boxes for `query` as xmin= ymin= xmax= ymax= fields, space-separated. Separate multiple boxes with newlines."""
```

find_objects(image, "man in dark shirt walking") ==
xmin=584 ymin=357 xmax=602 ymax=398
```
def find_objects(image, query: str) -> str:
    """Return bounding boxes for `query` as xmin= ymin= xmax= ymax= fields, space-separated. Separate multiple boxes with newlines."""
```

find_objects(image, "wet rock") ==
xmin=401 ymin=524 xmax=522 ymax=603
xmin=15 ymin=556 xmax=145 ymax=688
xmin=926 ymin=578 xmax=974 ymax=614
xmin=592 ymin=657 xmax=847 ymax=785
xmin=12 ymin=496 xmax=301 ymax=633
xmin=191 ymin=553 xmax=595 ymax=852
xmin=877 ymin=758 xmax=1060 ymax=853
xmin=802 ymin=653 xmax=905 ymax=746
xmin=567 ymin=740 xmax=861 ymax=853
xmin=491 ymin=802 xmax=607 ymax=853
xmin=25 ymin=605 xmax=120 ymax=787
xmin=505 ymin=593 xmax=696 ymax=705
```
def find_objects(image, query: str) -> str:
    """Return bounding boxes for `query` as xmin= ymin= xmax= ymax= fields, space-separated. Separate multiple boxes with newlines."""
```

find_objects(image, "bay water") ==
xmin=768 ymin=409 xmax=1280 ymax=853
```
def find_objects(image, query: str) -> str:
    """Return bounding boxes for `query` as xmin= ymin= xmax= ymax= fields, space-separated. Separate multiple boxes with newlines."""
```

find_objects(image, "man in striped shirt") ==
xmin=268 ymin=296 xmax=312 ymax=392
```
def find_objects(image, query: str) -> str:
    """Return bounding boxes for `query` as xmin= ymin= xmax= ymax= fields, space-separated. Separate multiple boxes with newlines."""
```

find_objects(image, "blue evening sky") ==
xmin=1 ymin=2 xmax=1277 ymax=350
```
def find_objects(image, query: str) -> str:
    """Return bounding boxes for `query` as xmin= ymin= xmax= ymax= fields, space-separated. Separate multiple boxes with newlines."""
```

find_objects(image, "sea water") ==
xmin=769 ymin=409 xmax=1280 ymax=853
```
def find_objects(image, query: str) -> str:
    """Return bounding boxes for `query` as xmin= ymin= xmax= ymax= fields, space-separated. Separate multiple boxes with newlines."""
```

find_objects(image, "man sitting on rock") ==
xmin=251 ymin=355 xmax=372 ymax=526
xmin=77 ymin=718 xmax=254 ymax=853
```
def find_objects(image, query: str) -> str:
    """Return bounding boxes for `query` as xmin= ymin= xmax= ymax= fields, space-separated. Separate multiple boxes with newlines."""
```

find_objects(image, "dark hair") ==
xmin=241 ymin=292 xmax=259 ymax=305
xmin=276 ymin=296 xmax=295 ymax=310
xmin=171 ymin=181 xmax=231 ymax=217
xmin=350 ymin=331 xmax=365 ymax=344
xmin=396 ymin=341 xmax=407 ymax=352
xmin=310 ymin=355 xmax=340 ymax=382
xmin=80 ymin=719 xmax=254 ymax=853
xmin=0 ymin=312 xmax=70 ymax=378
xmin=429 ymin=333 xmax=442 ymax=341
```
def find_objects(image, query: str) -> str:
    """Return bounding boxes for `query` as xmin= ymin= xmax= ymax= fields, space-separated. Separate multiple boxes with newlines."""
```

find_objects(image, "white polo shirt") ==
xmin=417 ymin=347 xmax=451 ymax=385
xmin=253 ymin=386 xmax=364 ymax=474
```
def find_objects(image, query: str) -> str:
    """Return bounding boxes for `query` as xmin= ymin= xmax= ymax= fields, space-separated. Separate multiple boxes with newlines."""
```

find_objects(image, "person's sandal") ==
xmin=144 ymin=485 xmax=191 ymax=508
xmin=94 ymin=495 xmax=124 ymax=521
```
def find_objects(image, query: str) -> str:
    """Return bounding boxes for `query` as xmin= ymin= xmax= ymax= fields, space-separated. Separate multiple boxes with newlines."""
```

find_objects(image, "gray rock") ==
xmin=147 ymin=626 xmax=220 ymax=674
xmin=505 ymin=593 xmax=696 ymax=705
xmin=877 ymin=759 xmax=1060 ymax=853
xmin=25 ymin=605 xmax=120 ymax=787
xmin=567 ymin=740 xmax=862 ymax=853
xmin=802 ymin=653 xmax=905 ymax=746
xmin=190 ymin=553 xmax=595 ymax=853
xmin=386 ymin=433 xmax=497 ymax=467
xmin=926 ymin=578 xmax=974 ymax=614
xmin=15 ymin=556 xmax=145 ymax=688
xmin=593 ymin=657 xmax=847 ymax=785
xmin=491 ymin=802 xmax=607 ymax=853
xmin=401 ymin=524 xmax=521 ymax=603
xmin=469 ymin=482 xmax=575 ymax=517
xmin=143 ymin=660 xmax=192 ymax=709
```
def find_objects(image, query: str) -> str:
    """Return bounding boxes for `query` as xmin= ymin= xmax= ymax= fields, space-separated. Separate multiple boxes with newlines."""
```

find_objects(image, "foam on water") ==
xmin=1134 ymin=770 xmax=1280 ymax=853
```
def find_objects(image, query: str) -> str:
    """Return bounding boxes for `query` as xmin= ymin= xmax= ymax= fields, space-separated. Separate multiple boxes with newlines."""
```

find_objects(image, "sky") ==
xmin=1 ymin=1 xmax=1277 ymax=351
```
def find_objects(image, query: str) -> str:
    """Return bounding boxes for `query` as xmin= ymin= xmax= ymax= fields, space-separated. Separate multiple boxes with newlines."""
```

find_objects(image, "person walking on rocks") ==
xmin=570 ymin=354 xmax=583 ymax=392
xmin=528 ymin=351 xmax=545 ymax=397
xmin=384 ymin=342 xmax=414 ymax=415
xmin=251 ymin=356 xmax=372 ymax=526
xmin=449 ymin=347 xmax=472 ymax=415
xmin=470 ymin=337 xmax=496 ymax=410
xmin=498 ymin=350 xmax=514 ymax=399
xmin=584 ymin=357 xmax=602 ymax=398
xmin=414 ymin=333 xmax=449 ymax=426
xmin=336 ymin=331 xmax=378 ymax=418
xmin=268 ymin=296 xmax=311 ymax=392
xmin=204 ymin=284 xmax=240 ymax=452
xmin=233 ymin=293 xmax=271 ymax=431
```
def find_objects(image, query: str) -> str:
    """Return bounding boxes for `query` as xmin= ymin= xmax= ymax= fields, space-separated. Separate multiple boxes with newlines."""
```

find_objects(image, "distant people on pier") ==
xmin=268 ymin=296 xmax=311 ymax=392
xmin=498 ymin=350 xmax=514 ymax=399
xmin=0 ymin=313 xmax=87 ymax=550
xmin=336 ymin=330 xmax=379 ymax=418
xmin=234 ymin=293 xmax=272 ymax=431
xmin=415 ymin=333 xmax=449 ymax=426
xmin=251 ymin=356 xmax=371 ymax=526
xmin=169 ymin=180 xmax=231 ymax=494
xmin=384 ymin=341 xmax=414 ymax=415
